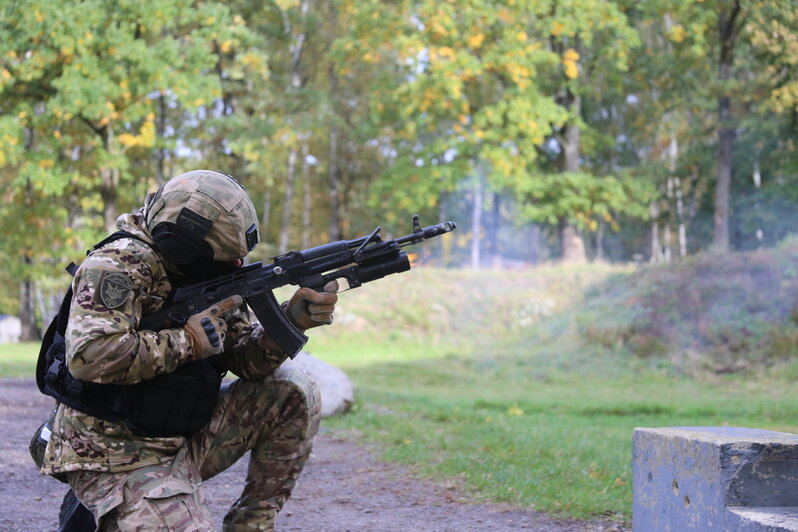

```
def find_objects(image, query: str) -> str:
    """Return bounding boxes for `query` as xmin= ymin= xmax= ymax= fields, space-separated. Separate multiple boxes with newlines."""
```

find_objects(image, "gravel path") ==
xmin=0 ymin=378 xmax=627 ymax=531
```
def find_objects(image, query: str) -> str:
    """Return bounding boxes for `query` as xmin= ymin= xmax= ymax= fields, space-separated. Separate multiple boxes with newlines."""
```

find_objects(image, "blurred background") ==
xmin=2 ymin=0 xmax=798 ymax=525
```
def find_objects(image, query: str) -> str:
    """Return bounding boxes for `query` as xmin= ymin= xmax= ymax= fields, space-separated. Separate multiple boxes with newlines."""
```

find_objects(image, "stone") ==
xmin=0 ymin=315 xmax=22 ymax=343
xmin=284 ymin=352 xmax=354 ymax=418
xmin=633 ymin=426 xmax=798 ymax=532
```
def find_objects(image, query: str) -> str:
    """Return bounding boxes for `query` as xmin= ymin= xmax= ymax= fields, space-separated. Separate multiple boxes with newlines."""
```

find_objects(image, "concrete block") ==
xmin=633 ymin=427 xmax=798 ymax=532
xmin=727 ymin=508 xmax=798 ymax=532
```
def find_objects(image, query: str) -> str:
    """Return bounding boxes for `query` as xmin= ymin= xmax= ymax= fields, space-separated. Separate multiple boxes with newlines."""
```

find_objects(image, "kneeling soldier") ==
xmin=36 ymin=170 xmax=337 ymax=531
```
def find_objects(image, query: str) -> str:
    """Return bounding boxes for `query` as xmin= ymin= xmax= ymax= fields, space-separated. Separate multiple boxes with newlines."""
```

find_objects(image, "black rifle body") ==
xmin=139 ymin=218 xmax=456 ymax=358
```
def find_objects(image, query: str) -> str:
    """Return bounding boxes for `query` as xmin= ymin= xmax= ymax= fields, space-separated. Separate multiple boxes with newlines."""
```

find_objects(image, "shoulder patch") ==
xmin=98 ymin=272 xmax=132 ymax=309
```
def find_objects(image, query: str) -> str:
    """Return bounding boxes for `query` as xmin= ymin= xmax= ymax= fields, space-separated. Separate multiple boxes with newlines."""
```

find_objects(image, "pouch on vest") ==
xmin=122 ymin=355 xmax=225 ymax=437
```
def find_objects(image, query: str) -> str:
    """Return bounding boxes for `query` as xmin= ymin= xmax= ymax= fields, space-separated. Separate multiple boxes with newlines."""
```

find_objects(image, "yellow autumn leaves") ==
xmin=669 ymin=24 xmax=687 ymax=43
xmin=562 ymin=48 xmax=580 ymax=79
xmin=507 ymin=404 xmax=524 ymax=416
xmin=118 ymin=116 xmax=156 ymax=148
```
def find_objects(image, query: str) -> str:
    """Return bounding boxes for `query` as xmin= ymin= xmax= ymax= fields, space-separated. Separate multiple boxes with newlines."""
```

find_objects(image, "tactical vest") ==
xmin=36 ymin=231 xmax=225 ymax=438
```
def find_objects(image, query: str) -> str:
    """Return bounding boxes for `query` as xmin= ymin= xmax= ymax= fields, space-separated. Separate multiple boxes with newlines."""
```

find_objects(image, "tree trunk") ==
xmin=596 ymin=220 xmax=605 ymax=261
xmin=18 ymin=257 xmax=38 ymax=341
xmin=650 ymin=201 xmax=662 ymax=263
xmin=262 ymin=188 xmax=272 ymax=239
xmin=327 ymin=59 xmax=342 ymax=241
xmin=559 ymin=91 xmax=587 ymax=263
xmin=674 ymin=177 xmax=687 ymax=257
xmin=666 ymin=134 xmax=688 ymax=258
xmin=100 ymin=172 xmax=118 ymax=233
xmin=18 ymin=157 xmax=39 ymax=340
xmin=663 ymin=223 xmax=672 ymax=262
xmin=712 ymin=2 xmax=742 ymax=253
xmin=35 ymin=284 xmax=59 ymax=329
xmin=714 ymin=92 xmax=734 ymax=252
xmin=438 ymin=192 xmax=450 ymax=263
xmin=753 ymin=161 xmax=764 ymax=245
xmin=488 ymin=193 xmax=501 ymax=267
xmin=276 ymin=0 xmax=312 ymax=253
xmin=327 ymin=128 xmax=342 ymax=240
xmin=155 ymin=93 xmax=167 ymax=186
xmin=278 ymin=145 xmax=299 ymax=254
xmin=470 ymin=174 xmax=483 ymax=270
xmin=561 ymin=224 xmax=586 ymax=264
xmin=301 ymin=141 xmax=312 ymax=249
xmin=100 ymin=128 xmax=119 ymax=233
xmin=528 ymin=224 xmax=542 ymax=264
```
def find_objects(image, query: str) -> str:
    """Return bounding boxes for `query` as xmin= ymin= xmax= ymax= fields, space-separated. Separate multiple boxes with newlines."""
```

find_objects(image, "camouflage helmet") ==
xmin=145 ymin=170 xmax=259 ymax=264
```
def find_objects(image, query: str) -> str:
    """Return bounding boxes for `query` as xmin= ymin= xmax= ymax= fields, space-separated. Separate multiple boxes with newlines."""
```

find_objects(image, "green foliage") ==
xmin=515 ymin=171 xmax=655 ymax=230
xmin=0 ymin=0 xmax=248 ymax=282
xmin=349 ymin=0 xmax=646 ymax=234
xmin=2 ymin=0 xmax=798 ymax=311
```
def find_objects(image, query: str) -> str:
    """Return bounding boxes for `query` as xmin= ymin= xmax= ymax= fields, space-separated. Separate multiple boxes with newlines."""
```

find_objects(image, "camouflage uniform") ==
xmin=41 ymin=212 xmax=321 ymax=531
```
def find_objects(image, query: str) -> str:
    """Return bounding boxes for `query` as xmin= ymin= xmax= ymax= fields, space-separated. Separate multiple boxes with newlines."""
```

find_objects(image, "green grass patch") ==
xmin=0 ymin=342 xmax=39 ymax=377
xmin=322 ymin=341 xmax=798 ymax=522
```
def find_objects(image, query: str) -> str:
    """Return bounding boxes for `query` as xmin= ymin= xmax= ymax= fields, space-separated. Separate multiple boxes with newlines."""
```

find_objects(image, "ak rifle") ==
xmin=139 ymin=215 xmax=456 ymax=357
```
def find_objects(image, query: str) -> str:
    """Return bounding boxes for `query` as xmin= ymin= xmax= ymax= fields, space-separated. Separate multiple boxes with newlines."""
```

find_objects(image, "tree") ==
xmin=625 ymin=0 xmax=798 ymax=254
xmin=0 ymin=0 xmax=248 ymax=336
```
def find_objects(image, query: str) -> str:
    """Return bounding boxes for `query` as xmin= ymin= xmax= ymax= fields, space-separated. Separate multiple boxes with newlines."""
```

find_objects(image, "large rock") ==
xmin=285 ymin=352 xmax=354 ymax=418
xmin=0 ymin=315 xmax=22 ymax=343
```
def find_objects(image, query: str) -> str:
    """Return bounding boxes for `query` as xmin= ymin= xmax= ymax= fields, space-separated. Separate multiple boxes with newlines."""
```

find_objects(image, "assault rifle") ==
xmin=139 ymin=215 xmax=456 ymax=357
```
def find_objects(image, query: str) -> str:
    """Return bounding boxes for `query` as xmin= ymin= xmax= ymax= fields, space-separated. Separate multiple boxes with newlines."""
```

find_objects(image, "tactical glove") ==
xmin=184 ymin=295 xmax=243 ymax=358
xmin=284 ymin=280 xmax=339 ymax=331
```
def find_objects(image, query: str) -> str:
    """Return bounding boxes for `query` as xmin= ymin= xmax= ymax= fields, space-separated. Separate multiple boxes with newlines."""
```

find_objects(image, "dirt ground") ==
xmin=0 ymin=378 xmax=628 ymax=531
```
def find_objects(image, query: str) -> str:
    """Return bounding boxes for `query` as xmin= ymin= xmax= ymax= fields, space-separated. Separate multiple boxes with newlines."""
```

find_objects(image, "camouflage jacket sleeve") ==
xmin=65 ymin=240 xmax=194 ymax=385
xmin=221 ymin=309 xmax=290 ymax=380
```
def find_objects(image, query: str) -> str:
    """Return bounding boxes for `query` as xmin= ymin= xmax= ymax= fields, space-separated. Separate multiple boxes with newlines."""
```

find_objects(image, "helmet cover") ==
xmin=145 ymin=170 xmax=259 ymax=263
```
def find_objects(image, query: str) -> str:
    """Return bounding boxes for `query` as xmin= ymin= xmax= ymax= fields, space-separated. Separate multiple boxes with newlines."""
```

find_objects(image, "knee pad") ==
xmin=270 ymin=364 xmax=322 ymax=442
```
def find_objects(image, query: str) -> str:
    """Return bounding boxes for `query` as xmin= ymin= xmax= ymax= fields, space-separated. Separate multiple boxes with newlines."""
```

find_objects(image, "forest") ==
xmin=1 ymin=0 xmax=797 ymax=340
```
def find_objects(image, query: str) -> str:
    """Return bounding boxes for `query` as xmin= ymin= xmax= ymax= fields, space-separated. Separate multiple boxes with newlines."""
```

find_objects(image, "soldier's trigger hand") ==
xmin=184 ymin=295 xmax=244 ymax=358
xmin=285 ymin=280 xmax=339 ymax=331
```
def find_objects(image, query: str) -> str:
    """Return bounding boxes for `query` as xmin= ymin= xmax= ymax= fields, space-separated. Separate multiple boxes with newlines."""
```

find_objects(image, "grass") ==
xmin=5 ymin=259 xmax=798 ymax=524
xmin=0 ymin=341 xmax=39 ymax=377
xmin=319 ymin=322 xmax=798 ymax=522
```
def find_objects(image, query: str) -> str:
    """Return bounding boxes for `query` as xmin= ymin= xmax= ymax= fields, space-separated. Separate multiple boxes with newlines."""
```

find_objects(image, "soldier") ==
xmin=37 ymin=170 xmax=338 ymax=531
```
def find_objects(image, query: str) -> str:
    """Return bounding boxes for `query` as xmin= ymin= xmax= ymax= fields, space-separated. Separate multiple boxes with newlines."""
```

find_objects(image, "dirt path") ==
xmin=0 ymin=379 xmax=627 ymax=531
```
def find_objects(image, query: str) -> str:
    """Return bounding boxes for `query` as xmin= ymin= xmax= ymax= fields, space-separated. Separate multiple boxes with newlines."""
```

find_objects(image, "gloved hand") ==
xmin=284 ymin=280 xmax=339 ymax=331
xmin=184 ymin=295 xmax=243 ymax=358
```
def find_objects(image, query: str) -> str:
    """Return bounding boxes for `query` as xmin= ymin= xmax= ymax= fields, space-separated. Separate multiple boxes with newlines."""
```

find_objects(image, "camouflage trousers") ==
xmin=67 ymin=365 xmax=321 ymax=531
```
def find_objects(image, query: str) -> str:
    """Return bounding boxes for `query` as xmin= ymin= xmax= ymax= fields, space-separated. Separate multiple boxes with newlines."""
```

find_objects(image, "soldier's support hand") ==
xmin=184 ymin=295 xmax=243 ymax=358
xmin=284 ymin=280 xmax=339 ymax=331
